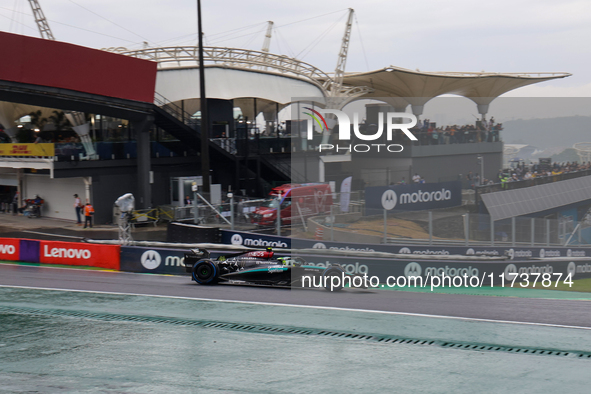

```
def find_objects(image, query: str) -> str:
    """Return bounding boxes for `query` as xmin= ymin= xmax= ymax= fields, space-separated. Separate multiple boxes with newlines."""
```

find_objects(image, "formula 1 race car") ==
xmin=184 ymin=248 xmax=358 ymax=291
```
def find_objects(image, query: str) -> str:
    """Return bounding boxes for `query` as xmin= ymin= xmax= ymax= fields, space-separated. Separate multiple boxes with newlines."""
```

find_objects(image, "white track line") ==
xmin=1 ymin=284 xmax=591 ymax=331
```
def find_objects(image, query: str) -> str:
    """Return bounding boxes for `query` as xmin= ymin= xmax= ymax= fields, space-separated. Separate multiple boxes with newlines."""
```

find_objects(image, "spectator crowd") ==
xmin=496 ymin=161 xmax=591 ymax=184
xmin=412 ymin=117 xmax=502 ymax=146
xmin=463 ymin=161 xmax=591 ymax=190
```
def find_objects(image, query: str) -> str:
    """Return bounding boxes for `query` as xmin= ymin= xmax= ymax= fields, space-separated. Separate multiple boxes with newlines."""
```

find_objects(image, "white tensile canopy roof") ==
xmin=341 ymin=66 xmax=571 ymax=115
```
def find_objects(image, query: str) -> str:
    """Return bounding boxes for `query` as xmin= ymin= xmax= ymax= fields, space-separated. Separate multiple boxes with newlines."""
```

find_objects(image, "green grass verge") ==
xmin=0 ymin=260 xmax=110 ymax=271
xmin=516 ymin=277 xmax=591 ymax=293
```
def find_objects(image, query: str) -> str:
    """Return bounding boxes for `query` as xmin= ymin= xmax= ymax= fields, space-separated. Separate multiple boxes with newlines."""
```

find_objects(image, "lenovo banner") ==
xmin=365 ymin=181 xmax=462 ymax=212
xmin=0 ymin=238 xmax=19 ymax=261
xmin=39 ymin=241 xmax=120 ymax=270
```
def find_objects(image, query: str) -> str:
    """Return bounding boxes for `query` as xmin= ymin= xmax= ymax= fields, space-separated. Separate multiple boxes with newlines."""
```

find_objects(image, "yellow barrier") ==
xmin=131 ymin=208 xmax=159 ymax=227
xmin=0 ymin=143 xmax=55 ymax=157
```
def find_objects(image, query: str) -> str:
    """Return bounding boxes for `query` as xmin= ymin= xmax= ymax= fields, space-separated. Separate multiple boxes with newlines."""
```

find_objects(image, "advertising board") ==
xmin=39 ymin=241 xmax=120 ymax=270
xmin=120 ymin=246 xmax=190 ymax=275
xmin=0 ymin=238 xmax=19 ymax=261
xmin=365 ymin=181 xmax=462 ymax=212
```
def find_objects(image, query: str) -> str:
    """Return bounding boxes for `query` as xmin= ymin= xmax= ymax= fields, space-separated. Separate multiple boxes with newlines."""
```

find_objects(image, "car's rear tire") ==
xmin=322 ymin=266 xmax=345 ymax=291
xmin=192 ymin=260 xmax=219 ymax=285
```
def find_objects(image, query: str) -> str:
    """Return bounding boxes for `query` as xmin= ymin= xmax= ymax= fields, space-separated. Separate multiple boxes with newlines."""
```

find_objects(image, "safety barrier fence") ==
xmin=475 ymin=170 xmax=591 ymax=199
xmin=3 ymin=234 xmax=591 ymax=284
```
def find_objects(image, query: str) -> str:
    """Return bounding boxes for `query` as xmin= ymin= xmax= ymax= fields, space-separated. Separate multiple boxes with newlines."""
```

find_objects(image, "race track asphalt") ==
xmin=1 ymin=263 xmax=590 ymax=329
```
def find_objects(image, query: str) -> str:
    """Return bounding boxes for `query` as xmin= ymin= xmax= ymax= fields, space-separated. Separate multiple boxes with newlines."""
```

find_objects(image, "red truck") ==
xmin=251 ymin=183 xmax=333 ymax=226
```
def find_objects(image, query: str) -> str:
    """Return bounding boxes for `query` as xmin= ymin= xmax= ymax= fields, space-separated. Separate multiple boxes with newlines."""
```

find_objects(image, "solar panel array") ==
xmin=481 ymin=176 xmax=591 ymax=221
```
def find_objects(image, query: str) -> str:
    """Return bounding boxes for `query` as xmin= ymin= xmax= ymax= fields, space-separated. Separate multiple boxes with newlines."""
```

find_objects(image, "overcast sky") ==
xmin=1 ymin=0 xmax=590 ymax=97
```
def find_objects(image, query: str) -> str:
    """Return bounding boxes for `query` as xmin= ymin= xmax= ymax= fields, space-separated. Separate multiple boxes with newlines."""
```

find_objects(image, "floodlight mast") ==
xmin=27 ymin=0 xmax=55 ymax=40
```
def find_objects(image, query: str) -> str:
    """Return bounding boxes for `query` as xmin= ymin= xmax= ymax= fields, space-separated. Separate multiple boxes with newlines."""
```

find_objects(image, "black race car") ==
xmin=184 ymin=248 xmax=360 ymax=291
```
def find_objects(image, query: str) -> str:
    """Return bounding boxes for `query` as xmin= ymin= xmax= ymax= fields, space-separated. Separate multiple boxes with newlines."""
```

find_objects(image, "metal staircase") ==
xmin=260 ymin=155 xmax=306 ymax=183
xmin=151 ymin=93 xmax=290 ymax=195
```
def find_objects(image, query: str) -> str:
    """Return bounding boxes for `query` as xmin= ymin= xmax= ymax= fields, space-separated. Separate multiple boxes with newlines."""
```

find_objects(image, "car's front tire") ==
xmin=322 ymin=266 xmax=345 ymax=291
xmin=192 ymin=260 xmax=219 ymax=285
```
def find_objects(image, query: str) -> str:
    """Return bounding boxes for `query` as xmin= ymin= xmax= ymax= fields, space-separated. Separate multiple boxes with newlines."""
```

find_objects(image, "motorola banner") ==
xmin=365 ymin=181 xmax=462 ymax=212
xmin=298 ymin=254 xmax=591 ymax=284
xmin=220 ymin=230 xmax=291 ymax=249
xmin=393 ymin=245 xmax=590 ymax=260
xmin=117 ymin=245 xmax=591 ymax=283
xmin=220 ymin=230 xmax=591 ymax=260
xmin=120 ymin=246 xmax=193 ymax=275
xmin=120 ymin=246 xmax=231 ymax=275
xmin=308 ymin=241 xmax=591 ymax=261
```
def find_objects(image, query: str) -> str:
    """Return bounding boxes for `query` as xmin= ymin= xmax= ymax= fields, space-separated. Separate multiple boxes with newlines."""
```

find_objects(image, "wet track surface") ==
xmin=1 ymin=263 xmax=590 ymax=328
xmin=2 ymin=303 xmax=590 ymax=394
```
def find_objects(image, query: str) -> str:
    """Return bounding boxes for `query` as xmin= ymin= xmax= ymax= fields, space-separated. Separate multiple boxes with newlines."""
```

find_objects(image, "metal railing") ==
xmin=211 ymin=138 xmax=237 ymax=155
xmin=131 ymin=208 xmax=159 ymax=227
xmin=476 ymin=169 xmax=591 ymax=200
xmin=379 ymin=211 xmax=573 ymax=247
xmin=154 ymin=92 xmax=200 ymax=129
xmin=52 ymin=141 xmax=190 ymax=161
xmin=262 ymin=155 xmax=306 ymax=183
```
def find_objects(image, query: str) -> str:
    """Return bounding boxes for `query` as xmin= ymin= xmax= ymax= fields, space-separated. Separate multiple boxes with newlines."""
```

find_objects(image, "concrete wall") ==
xmin=23 ymin=174 xmax=86 ymax=221
xmin=89 ymin=169 xmax=137 ymax=225
xmin=0 ymin=168 xmax=17 ymax=187
xmin=293 ymin=141 xmax=501 ymax=189
xmin=319 ymin=144 xmax=501 ymax=188
xmin=51 ymin=158 xmax=203 ymax=225
xmin=90 ymin=161 xmax=203 ymax=225
xmin=411 ymin=151 xmax=501 ymax=184
xmin=291 ymin=153 xmax=321 ymax=183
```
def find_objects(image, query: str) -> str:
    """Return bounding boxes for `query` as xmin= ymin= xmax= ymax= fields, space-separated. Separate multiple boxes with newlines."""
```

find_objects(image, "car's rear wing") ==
xmin=188 ymin=248 xmax=210 ymax=258
xmin=183 ymin=249 xmax=211 ymax=273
